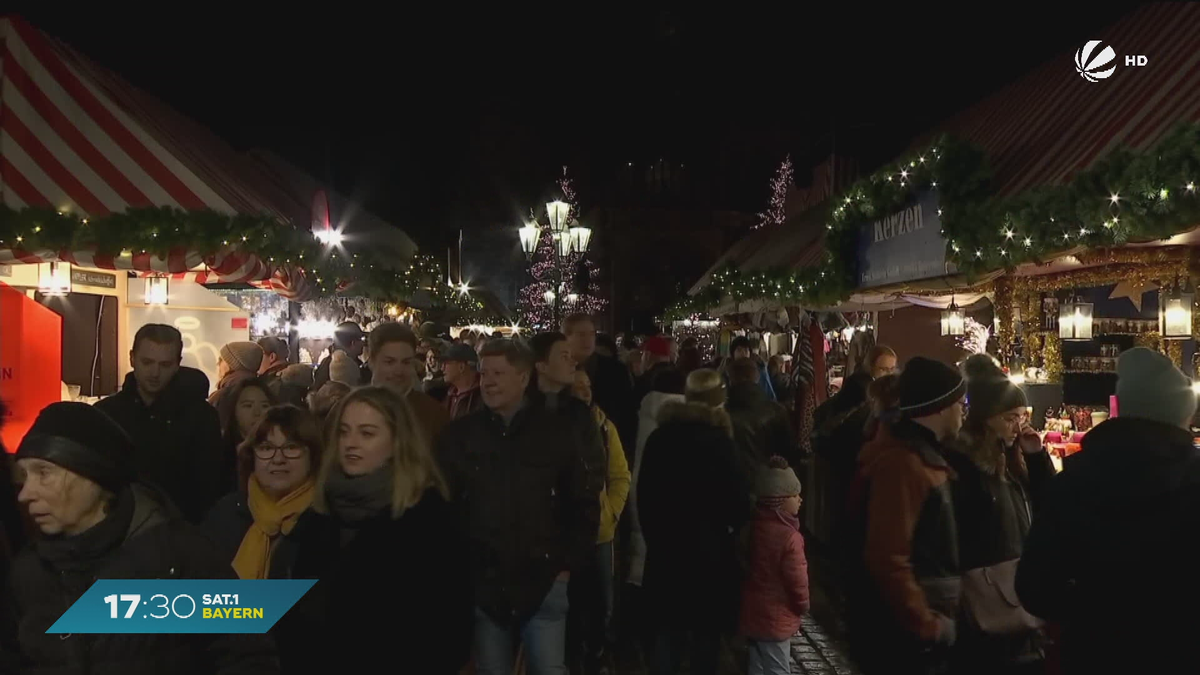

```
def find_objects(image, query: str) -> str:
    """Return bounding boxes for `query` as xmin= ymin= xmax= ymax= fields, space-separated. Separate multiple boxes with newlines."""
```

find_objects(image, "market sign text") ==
xmin=855 ymin=191 xmax=957 ymax=288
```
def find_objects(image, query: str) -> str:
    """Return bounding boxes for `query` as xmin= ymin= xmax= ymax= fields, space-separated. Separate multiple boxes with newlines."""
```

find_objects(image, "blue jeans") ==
xmin=475 ymin=578 xmax=570 ymax=675
xmin=747 ymin=638 xmax=792 ymax=675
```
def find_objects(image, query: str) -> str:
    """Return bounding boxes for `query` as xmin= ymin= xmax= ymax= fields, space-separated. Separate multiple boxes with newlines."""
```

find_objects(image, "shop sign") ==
xmin=70 ymin=268 xmax=117 ymax=289
xmin=855 ymin=191 xmax=957 ymax=288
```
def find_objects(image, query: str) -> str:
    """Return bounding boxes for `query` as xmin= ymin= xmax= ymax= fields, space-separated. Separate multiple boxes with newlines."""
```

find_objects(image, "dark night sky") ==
xmin=10 ymin=5 xmax=1144 ymax=251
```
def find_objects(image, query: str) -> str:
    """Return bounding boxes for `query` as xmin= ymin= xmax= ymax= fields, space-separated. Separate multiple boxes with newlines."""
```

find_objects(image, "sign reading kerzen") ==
xmin=855 ymin=191 xmax=956 ymax=288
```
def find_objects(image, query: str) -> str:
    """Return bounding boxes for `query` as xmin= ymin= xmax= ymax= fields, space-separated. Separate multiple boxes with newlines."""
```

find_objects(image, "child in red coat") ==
xmin=739 ymin=456 xmax=810 ymax=675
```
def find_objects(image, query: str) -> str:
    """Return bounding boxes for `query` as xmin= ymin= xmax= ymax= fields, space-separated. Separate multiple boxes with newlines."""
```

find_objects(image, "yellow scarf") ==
xmin=232 ymin=475 xmax=315 ymax=580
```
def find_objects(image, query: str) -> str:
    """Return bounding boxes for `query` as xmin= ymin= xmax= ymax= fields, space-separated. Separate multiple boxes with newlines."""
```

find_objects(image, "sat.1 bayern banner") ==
xmin=48 ymin=580 xmax=315 ymax=634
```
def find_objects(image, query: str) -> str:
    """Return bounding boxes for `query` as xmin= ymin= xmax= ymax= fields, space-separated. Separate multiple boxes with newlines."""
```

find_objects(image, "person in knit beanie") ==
xmin=329 ymin=350 xmax=363 ymax=387
xmin=1114 ymin=346 xmax=1198 ymax=429
xmin=209 ymin=341 xmax=264 ymax=407
xmin=739 ymin=456 xmax=810 ymax=675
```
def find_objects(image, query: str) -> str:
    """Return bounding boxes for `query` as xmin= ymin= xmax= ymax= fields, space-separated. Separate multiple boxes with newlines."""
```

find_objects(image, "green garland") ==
xmin=0 ymin=205 xmax=487 ymax=319
xmin=666 ymin=122 xmax=1200 ymax=321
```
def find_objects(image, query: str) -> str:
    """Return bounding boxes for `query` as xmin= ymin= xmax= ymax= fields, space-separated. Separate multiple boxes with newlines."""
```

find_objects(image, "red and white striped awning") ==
xmin=0 ymin=16 xmax=315 ymax=299
xmin=911 ymin=2 xmax=1200 ymax=196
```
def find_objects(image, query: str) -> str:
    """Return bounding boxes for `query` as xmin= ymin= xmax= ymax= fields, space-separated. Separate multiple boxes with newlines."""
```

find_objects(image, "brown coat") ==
xmin=407 ymin=388 xmax=449 ymax=445
xmin=857 ymin=419 xmax=960 ymax=644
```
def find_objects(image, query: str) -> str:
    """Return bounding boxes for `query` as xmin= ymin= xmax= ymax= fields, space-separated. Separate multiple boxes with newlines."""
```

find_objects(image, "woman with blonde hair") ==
xmin=273 ymin=386 xmax=473 ymax=674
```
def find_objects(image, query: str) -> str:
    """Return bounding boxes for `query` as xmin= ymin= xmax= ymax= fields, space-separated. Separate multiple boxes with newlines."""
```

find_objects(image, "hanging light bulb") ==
xmin=144 ymin=276 xmax=169 ymax=305
xmin=37 ymin=261 xmax=72 ymax=297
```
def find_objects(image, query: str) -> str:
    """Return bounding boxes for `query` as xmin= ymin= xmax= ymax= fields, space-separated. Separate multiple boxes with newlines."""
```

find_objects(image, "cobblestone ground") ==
xmin=790 ymin=615 xmax=860 ymax=675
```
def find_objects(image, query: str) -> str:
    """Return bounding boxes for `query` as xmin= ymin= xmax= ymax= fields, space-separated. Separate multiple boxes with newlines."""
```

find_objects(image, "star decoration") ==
xmin=1109 ymin=280 xmax=1158 ymax=312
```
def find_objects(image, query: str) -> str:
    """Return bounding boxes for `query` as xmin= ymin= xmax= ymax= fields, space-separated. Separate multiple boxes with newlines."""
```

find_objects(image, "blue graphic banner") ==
xmin=855 ymin=191 xmax=956 ymax=288
xmin=47 ymin=579 xmax=315 ymax=634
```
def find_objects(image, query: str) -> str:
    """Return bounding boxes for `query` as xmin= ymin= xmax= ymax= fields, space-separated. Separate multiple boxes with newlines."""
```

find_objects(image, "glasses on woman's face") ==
xmin=254 ymin=443 xmax=307 ymax=461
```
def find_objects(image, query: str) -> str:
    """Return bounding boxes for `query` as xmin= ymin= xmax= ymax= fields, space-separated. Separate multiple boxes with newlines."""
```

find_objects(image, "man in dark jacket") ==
xmin=1017 ymin=348 xmax=1200 ymax=674
xmin=438 ymin=339 xmax=601 ymax=675
xmin=565 ymin=314 xmax=637 ymax=458
xmin=0 ymin=402 xmax=278 ymax=674
xmin=95 ymin=324 xmax=223 ymax=524
xmin=442 ymin=343 xmax=484 ymax=420
xmin=256 ymin=336 xmax=290 ymax=397
xmin=848 ymin=357 xmax=965 ymax=675
xmin=727 ymin=358 xmax=796 ymax=483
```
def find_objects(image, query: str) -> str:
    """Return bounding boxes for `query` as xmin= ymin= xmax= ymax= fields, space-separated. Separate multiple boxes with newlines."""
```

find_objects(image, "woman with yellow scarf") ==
xmin=202 ymin=404 xmax=322 ymax=579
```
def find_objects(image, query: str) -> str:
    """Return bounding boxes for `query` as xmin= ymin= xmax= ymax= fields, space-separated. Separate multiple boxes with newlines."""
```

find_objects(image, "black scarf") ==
xmin=322 ymin=463 xmax=394 ymax=525
xmin=36 ymin=487 xmax=136 ymax=573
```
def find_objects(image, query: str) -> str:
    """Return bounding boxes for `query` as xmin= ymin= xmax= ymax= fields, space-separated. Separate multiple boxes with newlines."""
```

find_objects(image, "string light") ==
xmin=1110 ymin=193 xmax=1120 ymax=204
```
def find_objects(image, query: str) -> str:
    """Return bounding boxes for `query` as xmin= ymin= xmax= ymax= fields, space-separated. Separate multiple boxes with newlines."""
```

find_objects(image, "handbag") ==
xmin=962 ymin=558 xmax=1043 ymax=635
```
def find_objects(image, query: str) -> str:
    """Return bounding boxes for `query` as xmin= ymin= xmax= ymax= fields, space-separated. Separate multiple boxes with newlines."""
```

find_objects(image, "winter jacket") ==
xmin=593 ymin=405 xmax=631 ymax=544
xmin=727 ymin=382 xmax=797 ymax=483
xmin=408 ymin=388 xmax=450 ymax=446
xmin=95 ymin=367 xmax=224 ymax=523
xmin=638 ymin=402 xmax=753 ymax=631
xmin=739 ymin=507 xmax=810 ymax=641
xmin=272 ymin=490 xmax=472 ymax=674
xmin=1016 ymin=417 xmax=1200 ymax=674
xmin=947 ymin=429 xmax=1054 ymax=571
xmin=627 ymin=391 xmax=686 ymax=586
xmin=582 ymin=352 xmax=637 ymax=458
xmin=849 ymin=419 xmax=959 ymax=652
xmin=259 ymin=362 xmax=288 ymax=394
xmin=437 ymin=397 xmax=602 ymax=626
xmin=445 ymin=380 xmax=485 ymax=420
xmin=199 ymin=491 xmax=301 ymax=579
xmin=0 ymin=485 xmax=278 ymax=675
xmin=207 ymin=368 xmax=259 ymax=409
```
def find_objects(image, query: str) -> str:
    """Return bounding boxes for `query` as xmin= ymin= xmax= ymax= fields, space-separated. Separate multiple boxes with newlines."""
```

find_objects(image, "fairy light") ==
xmin=1110 ymin=193 xmax=1120 ymax=204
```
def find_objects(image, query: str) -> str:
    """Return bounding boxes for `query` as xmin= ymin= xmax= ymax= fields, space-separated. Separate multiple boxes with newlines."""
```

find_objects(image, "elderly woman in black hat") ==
xmin=946 ymin=355 xmax=1055 ymax=675
xmin=2 ymin=402 xmax=278 ymax=674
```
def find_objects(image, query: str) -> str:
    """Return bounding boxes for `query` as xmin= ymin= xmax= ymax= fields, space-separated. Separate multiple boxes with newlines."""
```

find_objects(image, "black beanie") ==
xmin=897 ymin=357 xmax=966 ymax=419
xmin=15 ymin=402 xmax=134 ymax=492
xmin=962 ymin=353 xmax=1028 ymax=423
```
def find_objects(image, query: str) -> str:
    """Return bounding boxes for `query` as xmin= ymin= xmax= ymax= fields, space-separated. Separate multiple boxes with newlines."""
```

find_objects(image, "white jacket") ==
xmin=626 ymin=391 xmax=687 ymax=586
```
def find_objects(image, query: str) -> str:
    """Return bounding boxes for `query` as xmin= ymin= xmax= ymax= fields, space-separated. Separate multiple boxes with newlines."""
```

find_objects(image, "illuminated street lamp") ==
xmin=519 ymin=220 xmax=541 ymax=259
xmin=546 ymin=200 xmax=571 ymax=233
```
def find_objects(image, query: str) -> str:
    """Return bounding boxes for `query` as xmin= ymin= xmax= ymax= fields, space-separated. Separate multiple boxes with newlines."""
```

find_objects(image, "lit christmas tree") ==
xmin=754 ymin=155 xmax=794 ymax=230
xmin=517 ymin=166 xmax=607 ymax=330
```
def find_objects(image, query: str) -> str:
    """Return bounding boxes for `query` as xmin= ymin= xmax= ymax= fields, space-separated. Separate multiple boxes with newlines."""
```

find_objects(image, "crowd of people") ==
xmin=0 ymin=312 xmax=1197 ymax=675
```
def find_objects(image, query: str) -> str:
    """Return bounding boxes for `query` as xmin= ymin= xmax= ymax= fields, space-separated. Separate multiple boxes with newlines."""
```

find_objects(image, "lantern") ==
xmin=1059 ymin=295 xmax=1094 ymax=341
xmin=543 ymin=289 xmax=556 ymax=304
xmin=546 ymin=200 xmax=570 ymax=233
xmin=144 ymin=277 xmax=169 ymax=305
xmin=37 ymin=261 xmax=71 ymax=297
xmin=518 ymin=221 xmax=541 ymax=258
xmin=941 ymin=297 xmax=965 ymax=336
xmin=566 ymin=292 xmax=579 ymax=304
xmin=569 ymin=223 xmax=592 ymax=254
xmin=553 ymin=232 xmax=572 ymax=257
xmin=1159 ymin=286 xmax=1194 ymax=339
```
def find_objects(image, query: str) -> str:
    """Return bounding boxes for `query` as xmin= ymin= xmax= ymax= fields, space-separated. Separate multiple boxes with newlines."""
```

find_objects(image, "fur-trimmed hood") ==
xmin=657 ymin=401 xmax=733 ymax=438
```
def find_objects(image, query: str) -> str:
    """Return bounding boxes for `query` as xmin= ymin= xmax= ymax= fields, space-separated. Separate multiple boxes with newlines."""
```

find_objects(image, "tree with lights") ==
xmin=754 ymin=155 xmax=793 ymax=230
xmin=517 ymin=167 xmax=606 ymax=330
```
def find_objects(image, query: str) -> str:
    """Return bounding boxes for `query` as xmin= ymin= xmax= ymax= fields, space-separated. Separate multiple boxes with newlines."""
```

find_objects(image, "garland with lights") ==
xmin=0 ymin=205 xmax=489 ymax=318
xmin=666 ymin=121 xmax=1200 ymax=320
xmin=754 ymin=155 xmax=793 ymax=230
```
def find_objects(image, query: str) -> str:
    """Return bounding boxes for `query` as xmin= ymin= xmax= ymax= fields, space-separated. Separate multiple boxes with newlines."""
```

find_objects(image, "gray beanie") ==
xmin=1116 ymin=347 xmax=1197 ymax=429
xmin=755 ymin=456 xmax=802 ymax=499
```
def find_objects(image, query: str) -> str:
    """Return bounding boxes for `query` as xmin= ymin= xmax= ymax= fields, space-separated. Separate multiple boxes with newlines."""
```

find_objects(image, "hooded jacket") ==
xmin=627 ymin=391 xmax=686 ymax=586
xmin=1 ymin=484 xmax=278 ymax=675
xmin=1016 ymin=417 xmax=1200 ymax=674
xmin=739 ymin=507 xmax=810 ymax=641
xmin=727 ymin=382 xmax=796 ymax=480
xmin=851 ymin=419 xmax=959 ymax=647
xmin=94 ymin=367 xmax=223 ymax=523
xmin=637 ymin=401 xmax=753 ymax=630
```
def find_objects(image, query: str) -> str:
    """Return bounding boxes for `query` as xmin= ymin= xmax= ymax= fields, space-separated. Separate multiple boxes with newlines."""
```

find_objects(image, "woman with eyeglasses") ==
xmin=202 ymin=404 xmax=321 ymax=580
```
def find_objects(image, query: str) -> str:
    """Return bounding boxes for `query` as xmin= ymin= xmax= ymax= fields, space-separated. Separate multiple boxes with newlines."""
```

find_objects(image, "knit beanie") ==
xmin=684 ymin=369 xmax=727 ymax=408
xmin=220 ymin=341 xmax=263 ymax=374
xmin=962 ymin=353 xmax=1027 ymax=424
xmin=897 ymin=357 xmax=966 ymax=419
xmin=16 ymin=402 xmax=134 ymax=492
xmin=1117 ymin=347 xmax=1198 ymax=429
xmin=281 ymin=363 xmax=314 ymax=388
xmin=329 ymin=351 xmax=361 ymax=386
xmin=755 ymin=456 xmax=802 ymax=503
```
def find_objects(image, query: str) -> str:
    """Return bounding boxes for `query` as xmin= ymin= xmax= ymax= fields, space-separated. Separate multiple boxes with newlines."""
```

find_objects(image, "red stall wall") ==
xmin=0 ymin=283 xmax=63 ymax=452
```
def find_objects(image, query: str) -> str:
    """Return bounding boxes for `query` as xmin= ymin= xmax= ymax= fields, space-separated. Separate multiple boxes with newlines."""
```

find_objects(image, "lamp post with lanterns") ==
xmin=518 ymin=199 xmax=592 ymax=329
